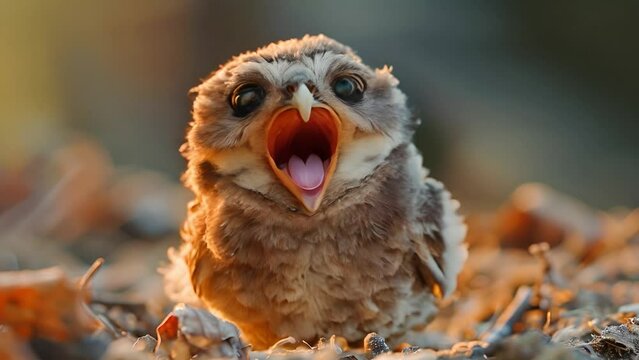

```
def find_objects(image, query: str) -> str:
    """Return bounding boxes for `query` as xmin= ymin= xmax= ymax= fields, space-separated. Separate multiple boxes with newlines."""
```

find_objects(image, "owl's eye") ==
xmin=230 ymin=84 xmax=265 ymax=117
xmin=332 ymin=75 xmax=364 ymax=104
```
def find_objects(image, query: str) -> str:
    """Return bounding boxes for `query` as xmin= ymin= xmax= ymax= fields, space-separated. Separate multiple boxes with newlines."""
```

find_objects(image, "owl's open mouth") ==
xmin=266 ymin=106 xmax=340 ymax=213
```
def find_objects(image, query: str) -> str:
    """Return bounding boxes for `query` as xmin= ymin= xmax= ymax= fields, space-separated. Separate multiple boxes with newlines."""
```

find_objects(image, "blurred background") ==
xmin=2 ymin=1 xmax=638 ymax=213
xmin=0 ymin=3 xmax=638 ymax=356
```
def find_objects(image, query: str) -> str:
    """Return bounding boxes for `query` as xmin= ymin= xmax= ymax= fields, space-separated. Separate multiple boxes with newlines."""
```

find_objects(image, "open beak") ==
xmin=266 ymin=84 xmax=341 ymax=213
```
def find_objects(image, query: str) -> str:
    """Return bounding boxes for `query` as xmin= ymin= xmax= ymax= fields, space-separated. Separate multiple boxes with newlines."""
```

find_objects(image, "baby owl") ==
xmin=168 ymin=35 xmax=468 ymax=349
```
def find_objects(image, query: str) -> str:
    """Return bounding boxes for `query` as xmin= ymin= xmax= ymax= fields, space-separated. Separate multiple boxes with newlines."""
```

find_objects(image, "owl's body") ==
xmin=169 ymin=35 xmax=467 ymax=349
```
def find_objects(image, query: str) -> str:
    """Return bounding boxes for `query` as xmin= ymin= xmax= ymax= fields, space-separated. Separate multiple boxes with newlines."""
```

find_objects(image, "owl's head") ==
xmin=186 ymin=35 xmax=415 ymax=214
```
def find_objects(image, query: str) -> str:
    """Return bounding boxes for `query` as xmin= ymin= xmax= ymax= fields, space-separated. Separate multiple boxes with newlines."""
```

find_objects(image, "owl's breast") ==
xmin=187 ymin=144 xmax=441 ymax=348
xmin=192 ymin=218 xmax=435 ymax=349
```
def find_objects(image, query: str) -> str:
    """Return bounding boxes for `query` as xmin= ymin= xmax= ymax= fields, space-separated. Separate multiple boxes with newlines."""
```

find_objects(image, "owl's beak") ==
xmin=290 ymin=83 xmax=313 ymax=123
xmin=266 ymin=100 xmax=341 ymax=214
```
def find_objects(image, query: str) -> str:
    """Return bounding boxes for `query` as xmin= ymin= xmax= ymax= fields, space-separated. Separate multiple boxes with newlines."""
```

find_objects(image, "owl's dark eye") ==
xmin=332 ymin=75 xmax=364 ymax=103
xmin=230 ymin=84 xmax=265 ymax=117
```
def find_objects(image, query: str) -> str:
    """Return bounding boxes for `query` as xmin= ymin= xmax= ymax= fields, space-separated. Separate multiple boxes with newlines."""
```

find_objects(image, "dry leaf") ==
xmin=155 ymin=303 xmax=247 ymax=360
xmin=102 ymin=337 xmax=155 ymax=360
xmin=496 ymin=183 xmax=603 ymax=254
xmin=0 ymin=267 xmax=97 ymax=341
xmin=0 ymin=326 xmax=38 ymax=360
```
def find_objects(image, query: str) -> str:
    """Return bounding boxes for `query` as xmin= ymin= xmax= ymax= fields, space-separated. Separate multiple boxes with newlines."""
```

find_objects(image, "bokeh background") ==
xmin=2 ymin=1 xmax=638 ymax=216
xmin=0 ymin=4 xmax=638 ymax=358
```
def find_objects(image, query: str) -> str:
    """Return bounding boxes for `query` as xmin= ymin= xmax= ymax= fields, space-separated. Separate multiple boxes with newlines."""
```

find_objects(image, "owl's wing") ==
xmin=410 ymin=177 xmax=468 ymax=299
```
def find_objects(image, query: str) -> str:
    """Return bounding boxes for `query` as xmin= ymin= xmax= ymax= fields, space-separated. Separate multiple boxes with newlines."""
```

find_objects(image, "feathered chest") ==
xmin=189 ymin=198 xmax=422 ymax=344
xmin=181 ymin=145 xmax=463 ymax=349
xmin=203 ymin=186 xmax=415 ymax=284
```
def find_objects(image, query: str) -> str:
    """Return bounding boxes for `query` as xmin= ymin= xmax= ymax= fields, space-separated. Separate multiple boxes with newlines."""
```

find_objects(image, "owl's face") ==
xmin=187 ymin=35 xmax=413 ymax=214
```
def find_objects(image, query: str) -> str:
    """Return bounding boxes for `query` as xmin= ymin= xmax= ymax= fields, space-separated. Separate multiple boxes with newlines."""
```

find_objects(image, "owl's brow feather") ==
xmin=225 ymin=71 xmax=270 ymax=90
xmin=224 ymin=55 xmax=369 ymax=94
xmin=253 ymin=48 xmax=350 ymax=64
xmin=326 ymin=60 xmax=371 ymax=79
xmin=225 ymin=51 xmax=364 ymax=92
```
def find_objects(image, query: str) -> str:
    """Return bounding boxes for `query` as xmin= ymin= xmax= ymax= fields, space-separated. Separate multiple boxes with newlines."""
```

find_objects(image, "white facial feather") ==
xmin=335 ymin=134 xmax=401 ymax=183
xmin=189 ymin=35 xmax=414 ymax=209
xmin=210 ymin=148 xmax=273 ymax=193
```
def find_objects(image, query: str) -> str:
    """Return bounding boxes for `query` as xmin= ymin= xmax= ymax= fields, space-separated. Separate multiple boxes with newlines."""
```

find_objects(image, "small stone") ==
xmin=316 ymin=337 xmax=328 ymax=349
xmin=402 ymin=345 xmax=421 ymax=354
xmin=340 ymin=356 xmax=360 ymax=360
xmin=364 ymin=333 xmax=391 ymax=358
xmin=132 ymin=335 xmax=157 ymax=353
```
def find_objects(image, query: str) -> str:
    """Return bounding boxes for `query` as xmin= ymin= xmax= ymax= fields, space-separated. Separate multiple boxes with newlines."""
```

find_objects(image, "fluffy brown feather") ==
xmin=165 ymin=35 xmax=467 ymax=349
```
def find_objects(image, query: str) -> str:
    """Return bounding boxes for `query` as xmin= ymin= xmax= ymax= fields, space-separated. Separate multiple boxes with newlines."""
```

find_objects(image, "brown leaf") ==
xmin=155 ymin=303 xmax=247 ymax=360
xmin=0 ymin=267 xmax=97 ymax=341
xmin=0 ymin=326 xmax=37 ymax=360
xmin=496 ymin=183 xmax=603 ymax=255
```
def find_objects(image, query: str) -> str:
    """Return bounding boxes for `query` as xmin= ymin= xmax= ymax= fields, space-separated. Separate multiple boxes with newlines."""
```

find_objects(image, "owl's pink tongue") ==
xmin=287 ymin=154 xmax=325 ymax=191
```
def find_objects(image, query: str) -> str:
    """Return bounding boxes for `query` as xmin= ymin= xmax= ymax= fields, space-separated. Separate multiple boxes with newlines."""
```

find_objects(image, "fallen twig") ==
xmin=78 ymin=258 xmax=105 ymax=290
xmin=480 ymin=286 xmax=534 ymax=354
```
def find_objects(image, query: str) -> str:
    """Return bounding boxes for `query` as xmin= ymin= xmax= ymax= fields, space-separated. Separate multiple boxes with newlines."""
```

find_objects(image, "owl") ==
xmin=168 ymin=35 xmax=467 ymax=350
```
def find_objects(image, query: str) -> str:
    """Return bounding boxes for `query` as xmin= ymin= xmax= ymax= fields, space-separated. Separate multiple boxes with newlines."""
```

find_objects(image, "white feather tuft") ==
xmin=427 ymin=178 xmax=468 ymax=297
xmin=159 ymin=245 xmax=203 ymax=306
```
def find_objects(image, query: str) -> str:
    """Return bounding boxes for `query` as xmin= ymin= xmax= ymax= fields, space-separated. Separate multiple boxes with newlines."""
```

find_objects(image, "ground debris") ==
xmin=0 ymin=266 xmax=98 ymax=341
xmin=490 ymin=331 xmax=587 ymax=360
xmin=155 ymin=303 xmax=247 ymax=360
xmin=587 ymin=318 xmax=639 ymax=360
xmin=102 ymin=337 xmax=155 ymax=360
xmin=0 ymin=326 xmax=39 ymax=360
xmin=425 ymin=183 xmax=639 ymax=360
xmin=364 ymin=333 xmax=391 ymax=358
